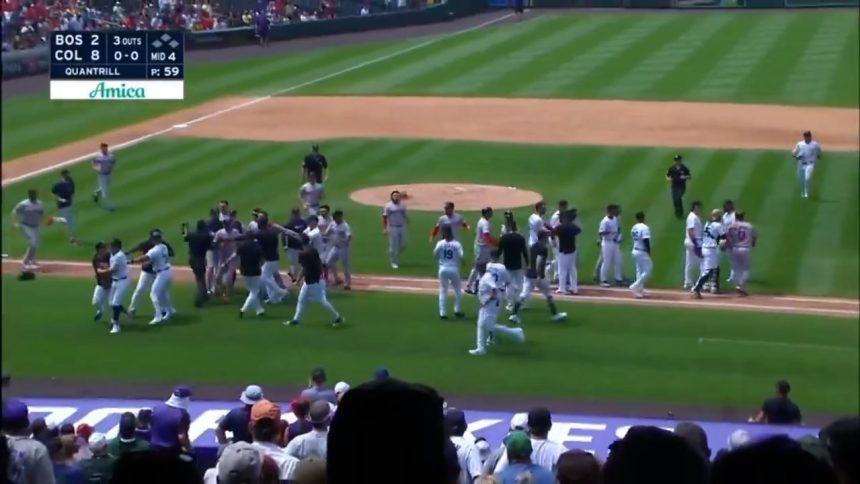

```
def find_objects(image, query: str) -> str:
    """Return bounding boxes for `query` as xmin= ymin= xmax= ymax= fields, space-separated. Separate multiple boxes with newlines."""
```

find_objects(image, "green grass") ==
xmin=3 ymin=138 xmax=858 ymax=297
xmin=2 ymin=276 xmax=857 ymax=412
xmin=3 ymin=10 xmax=857 ymax=160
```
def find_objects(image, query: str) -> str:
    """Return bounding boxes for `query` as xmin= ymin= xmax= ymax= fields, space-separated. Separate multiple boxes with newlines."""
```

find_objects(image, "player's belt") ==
xmin=112 ymin=276 xmax=127 ymax=281
xmin=388 ymin=224 xmax=403 ymax=227
xmin=155 ymin=267 xmax=171 ymax=273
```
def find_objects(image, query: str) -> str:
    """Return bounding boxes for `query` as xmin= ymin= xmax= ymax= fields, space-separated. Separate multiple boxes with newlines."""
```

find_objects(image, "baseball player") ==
xmin=214 ymin=220 xmax=241 ymax=300
xmin=691 ymin=209 xmax=726 ymax=298
xmin=127 ymin=230 xmax=177 ymax=319
xmin=629 ymin=211 xmax=652 ymax=299
xmin=727 ymin=212 xmax=757 ymax=296
xmin=434 ymin=224 xmax=465 ymax=320
xmin=327 ymin=209 xmax=352 ymax=289
xmin=92 ymin=142 xmax=117 ymax=210
xmin=792 ymin=130 xmax=821 ymax=199
xmin=496 ymin=212 xmax=528 ymax=312
xmin=510 ymin=232 xmax=567 ymax=324
xmin=227 ymin=238 xmax=266 ymax=318
xmin=430 ymin=202 xmax=470 ymax=242
xmin=597 ymin=204 xmax=624 ymax=287
xmin=11 ymin=189 xmax=44 ymax=270
xmin=317 ymin=205 xmax=335 ymax=282
xmin=553 ymin=209 xmax=581 ymax=295
xmin=133 ymin=231 xmax=174 ymax=325
xmin=382 ymin=191 xmax=408 ymax=269
xmin=721 ymin=200 xmax=737 ymax=284
xmin=298 ymin=175 xmax=325 ymax=216
xmin=51 ymin=169 xmax=77 ymax=246
xmin=465 ymin=207 xmax=497 ymax=294
xmin=303 ymin=216 xmax=325 ymax=255
xmin=238 ymin=216 xmax=298 ymax=304
xmin=98 ymin=239 xmax=130 ymax=334
xmin=91 ymin=242 xmax=111 ymax=322
xmin=283 ymin=208 xmax=308 ymax=281
xmin=547 ymin=200 xmax=568 ymax=284
xmin=683 ymin=201 xmax=704 ymax=290
xmin=285 ymin=234 xmax=344 ymax=327
xmin=469 ymin=256 xmax=525 ymax=356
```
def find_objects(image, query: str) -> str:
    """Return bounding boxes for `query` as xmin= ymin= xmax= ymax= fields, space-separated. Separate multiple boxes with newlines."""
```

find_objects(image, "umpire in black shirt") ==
xmin=183 ymin=220 xmax=214 ymax=307
xmin=554 ymin=210 xmax=582 ymax=294
xmin=497 ymin=211 xmax=528 ymax=309
xmin=667 ymin=154 xmax=692 ymax=219
xmin=302 ymin=144 xmax=328 ymax=183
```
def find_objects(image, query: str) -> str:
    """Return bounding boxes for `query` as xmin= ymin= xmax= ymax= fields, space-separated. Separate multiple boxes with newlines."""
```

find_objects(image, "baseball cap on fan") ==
xmin=240 ymin=385 xmax=264 ymax=405
xmin=218 ymin=442 xmax=263 ymax=483
xmin=509 ymin=412 xmax=528 ymax=432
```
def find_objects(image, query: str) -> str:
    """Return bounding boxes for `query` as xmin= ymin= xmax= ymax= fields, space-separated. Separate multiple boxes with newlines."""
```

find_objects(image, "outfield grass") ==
xmin=3 ymin=138 xmax=858 ymax=296
xmin=2 ymin=11 xmax=857 ymax=160
xmin=2 ymin=276 xmax=856 ymax=412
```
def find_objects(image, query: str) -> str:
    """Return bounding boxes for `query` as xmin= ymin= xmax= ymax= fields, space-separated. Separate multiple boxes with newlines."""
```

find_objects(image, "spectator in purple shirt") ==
xmin=287 ymin=399 xmax=313 ymax=443
xmin=255 ymin=11 xmax=270 ymax=47
xmin=150 ymin=386 xmax=192 ymax=453
xmin=299 ymin=368 xmax=337 ymax=405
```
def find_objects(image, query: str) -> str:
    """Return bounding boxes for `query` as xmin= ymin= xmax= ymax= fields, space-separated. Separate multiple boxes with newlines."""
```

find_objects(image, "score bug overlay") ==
xmin=50 ymin=31 xmax=185 ymax=100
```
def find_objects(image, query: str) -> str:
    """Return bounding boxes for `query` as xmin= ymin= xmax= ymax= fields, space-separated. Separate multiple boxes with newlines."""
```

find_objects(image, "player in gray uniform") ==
xmin=382 ymin=190 xmax=408 ymax=269
xmin=298 ymin=175 xmax=325 ymax=216
xmin=727 ymin=212 xmax=757 ymax=296
xmin=430 ymin=202 xmax=470 ymax=242
xmin=327 ymin=210 xmax=353 ymax=289
xmin=92 ymin=143 xmax=117 ymax=211
xmin=11 ymin=189 xmax=45 ymax=270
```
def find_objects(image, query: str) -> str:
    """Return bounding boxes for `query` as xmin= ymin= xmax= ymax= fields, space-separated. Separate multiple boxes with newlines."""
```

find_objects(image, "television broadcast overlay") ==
xmin=49 ymin=31 xmax=185 ymax=100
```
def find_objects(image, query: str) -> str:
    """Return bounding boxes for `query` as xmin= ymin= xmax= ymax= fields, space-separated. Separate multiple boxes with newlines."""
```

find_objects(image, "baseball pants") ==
xmin=92 ymin=285 xmax=109 ymax=313
xmin=475 ymin=304 xmax=522 ymax=352
xmin=693 ymin=248 xmax=720 ymax=293
xmin=292 ymin=282 xmax=340 ymax=322
xmin=129 ymin=271 xmax=155 ymax=312
xmin=58 ymin=206 xmax=77 ymax=241
xmin=466 ymin=245 xmax=491 ymax=289
xmin=388 ymin=226 xmax=406 ymax=265
xmin=287 ymin=248 xmax=301 ymax=277
xmin=240 ymin=276 xmax=264 ymax=315
xmin=557 ymin=251 xmax=577 ymax=293
xmin=327 ymin=246 xmax=351 ymax=286
xmin=519 ymin=277 xmax=552 ymax=304
xmin=205 ymin=250 xmax=219 ymax=293
xmin=150 ymin=269 xmax=173 ymax=320
xmin=730 ymin=247 xmax=751 ymax=290
xmin=261 ymin=260 xmax=286 ymax=302
xmin=599 ymin=241 xmax=623 ymax=283
xmin=216 ymin=257 xmax=238 ymax=292
xmin=671 ymin=185 xmax=686 ymax=219
xmin=504 ymin=269 xmax=524 ymax=306
xmin=95 ymin=174 xmax=115 ymax=209
xmin=798 ymin=162 xmax=814 ymax=197
xmin=438 ymin=266 xmax=462 ymax=317
xmin=683 ymin=240 xmax=703 ymax=288
xmin=631 ymin=250 xmax=652 ymax=293
xmin=190 ymin=257 xmax=208 ymax=306
xmin=109 ymin=278 xmax=130 ymax=307
xmin=20 ymin=224 xmax=39 ymax=266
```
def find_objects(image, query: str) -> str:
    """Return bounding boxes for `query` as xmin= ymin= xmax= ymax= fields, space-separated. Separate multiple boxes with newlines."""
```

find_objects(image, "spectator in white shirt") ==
xmin=494 ymin=407 xmax=567 ymax=475
xmin=446 ymin=409 xmax=482 ymax=484
xmin=286 ymin=401 xmax=330 ymax=460
xmin=248 ymin=400 xmax=299 ymax=481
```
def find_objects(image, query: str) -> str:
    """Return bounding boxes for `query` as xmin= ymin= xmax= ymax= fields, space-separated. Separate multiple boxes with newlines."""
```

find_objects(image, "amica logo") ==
xmin=88 ymin=82 xmax=146 ymax=99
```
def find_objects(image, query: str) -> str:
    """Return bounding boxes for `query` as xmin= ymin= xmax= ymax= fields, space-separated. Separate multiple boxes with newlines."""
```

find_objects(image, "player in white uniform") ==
xmin=298 ymin=176 xmax=325 ymax=216
xmin=317 ymin=205 xmax=335 ymax=282
xmin=721 ymin=200 xmax=737 ymax=284
xmin=433 ymin=224 xmax=465 ymax=320
xmin=214 ymin=220 xmax=241 ymax=299
xmin=431 ymin=202 xmax=470 ymax=242
xmin=792 ymin=130 xmax=821 ymax=199
xmin=327 ymin=210 xmax=352 ymax=289
xmin=691 ymin=209 xmax=726 ymax=298
xmin=727 ymin=212 xmax=757 ymax=296
xmin=99 ymin=239 xmax=131 ymax=334
xmin=469 ymin=256 xmax=525 ymax=356
xmin=597 ymin=204 xmax=623 ymax=287
xmin=466 ymin=207 xmax=496 ymax=294
xmin=629 ymin=212 xmax=652 ymax=299
xmin=382 ymin=191 xmax=408 ymax=269
xmin=683 ymin=201 xmax=704 ymax=290
xmin=11 ymin=189 xmax=45 ymax=270
xmin=547 ymin=200 xmax=568 ymax=284
xmin=135 ymin=232 xmax=174 ymax=325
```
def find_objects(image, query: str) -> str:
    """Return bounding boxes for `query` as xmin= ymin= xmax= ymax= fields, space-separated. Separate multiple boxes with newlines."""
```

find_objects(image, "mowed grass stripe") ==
xmin=835 ymin=159 xmax=860 ymax=293
xmin=598 ymin=14 xmax=735 ymax=98
xmin=519 ymin=14 xmax=678 ymax=98
xmin=826 ymin=20 xmax=860 ymax=107
xmin=686 ymin=14 xmax=795 ymax=101
xmin=430 ymin=16 xmax=614 ymax=95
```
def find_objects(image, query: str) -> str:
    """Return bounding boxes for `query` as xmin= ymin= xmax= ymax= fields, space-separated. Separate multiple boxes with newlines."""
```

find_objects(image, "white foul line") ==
xmin=2 ymin=13 xmax=515 ymax=188
xmin=698 ymin=337 xmax=857 ymax=352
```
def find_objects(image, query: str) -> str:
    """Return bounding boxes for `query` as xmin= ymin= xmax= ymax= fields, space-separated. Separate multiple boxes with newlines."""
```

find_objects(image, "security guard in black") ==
xmin=237 ymin=239 xmax=264 ymax=277
xmin=303 ymin=144 xmax=328 ymax=183
xmin=497 ymin=217 xmax=528 ymax=271
xmin=666 ymin=155 xmax=692 ymax=219
xmin=183 ymin=220 xmax=214 ymax=306
xmin=299 ymin=246 xmax=323 ymax=284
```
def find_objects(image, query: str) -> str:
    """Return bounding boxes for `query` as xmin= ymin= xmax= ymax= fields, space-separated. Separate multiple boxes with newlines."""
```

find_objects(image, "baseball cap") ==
xmin=293 ymin=456 xmax=326 ymax=484
xmin=149 ymin=229 xmax=163 ymax=238
xmin=309 ymin=400 xmax=331 ymax=425
xmin=527 ymin=407 xmax=552 ymax=432
xmin=76 ymin=423 xmax=94 ymax=440
xmin=250 ymin=400 xmax=281 ymax=423
xmin=217 ymin=442 xmax=263 ymax=483
xmin=727 ymin=429 xmax=751 ymax=450
xmin=506 ymin=430 xmax=532 ymax=459
xmin=2 ymin=399 xmax=29 ymax=429
xmin=334 ymin=381 xmax=350 ymax=395
xmin=89 ymin=433 xmax=108 ymax=454
xmin=674 ymin=154 xmax=683 ymax=161
xmin=240 ymin=385 xmax=264 ymax=405
xmin=373 ymin=368 xmax=390 ymax=380
xmin=444 ymin=409 xmax=467 ymax=433
xmin=509 ymin=412 xmax=528 ymax=431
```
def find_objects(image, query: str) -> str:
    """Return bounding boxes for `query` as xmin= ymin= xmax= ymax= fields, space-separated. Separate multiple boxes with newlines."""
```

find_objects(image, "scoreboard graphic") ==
xmin=50 ymin=31 xmax=185 ymax=100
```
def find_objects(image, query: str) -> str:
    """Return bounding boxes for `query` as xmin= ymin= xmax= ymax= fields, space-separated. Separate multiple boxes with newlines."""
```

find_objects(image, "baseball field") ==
xmin=2 ymin=9 xmax=859 ymax=423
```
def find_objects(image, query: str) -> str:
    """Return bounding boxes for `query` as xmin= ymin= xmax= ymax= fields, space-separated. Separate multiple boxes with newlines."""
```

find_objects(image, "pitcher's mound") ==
xmin=350 ymin=183 xmax=542 ymax=211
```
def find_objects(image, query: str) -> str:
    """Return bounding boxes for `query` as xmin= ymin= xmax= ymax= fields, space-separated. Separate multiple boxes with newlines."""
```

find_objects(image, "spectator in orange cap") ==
xmin=249 ymin=400 xmax=299 ymax=482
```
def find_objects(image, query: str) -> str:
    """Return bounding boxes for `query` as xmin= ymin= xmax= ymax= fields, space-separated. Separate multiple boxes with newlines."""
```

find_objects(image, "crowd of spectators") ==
xmin=3 ymin=369 xmax=856 ymax=484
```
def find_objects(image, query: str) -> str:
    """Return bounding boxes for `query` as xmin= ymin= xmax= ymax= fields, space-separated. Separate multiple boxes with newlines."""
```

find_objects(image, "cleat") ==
xmin=691 ymin=290 xmax=702 ymax=299
xmin=284 ymin=320 xmax=300 ymax=326
xmin=128 ymin=309 xmax=136 ymax=318
xmin=464 ymin=288 xmax=476 ymax=295
xmin=109 ymin=324 xmax=120 ymax=334
xmin=94 ymin=310 xmax=103 ymax=322
xmin=468 ymin=348 xmax=486 ymax=356
xmin=391 ymin=263 xmax=399 ymax=269
xmin=600 ymin=281 xmax=611 ymax=288
xmin=508 ymin=314 xmax=522 ymax=325
xmin=709 ymin=286 xmax=719 ymax=294
xmin=332 ymin=316 xmax=343 ymax=327
xmin=343 ymin=285 xmax=351 ymax=290
xmin=454 ymin=312 xmax=465 ymax=319
xmin=552 ymin=312 xmax=567 ymax=322
xmin=505 ymin=304 xmax=514 ymax=313
xmin=148 ymin=318 xmax=162 ymax=325
xmin=440 ymin=315 xmax=448 ymax=320
xmin=736 ymin=287 xmax=749 ymax=297
xmin=256 ymin=310 xmax=266 ymax=316
xmin=238 ymin=311 xmax=244 ymax=319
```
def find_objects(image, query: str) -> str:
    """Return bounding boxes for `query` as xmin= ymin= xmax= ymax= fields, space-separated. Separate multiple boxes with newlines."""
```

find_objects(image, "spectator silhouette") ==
xmin=820 ymin=417 xmax=859 ymax=484
xmin=603 ymin=426 xmax=707 ymax=484
xmin=556 ymin=450 xmax=601 ymax=484
xmin=710 ymin=435 xmax=837 ymax=484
